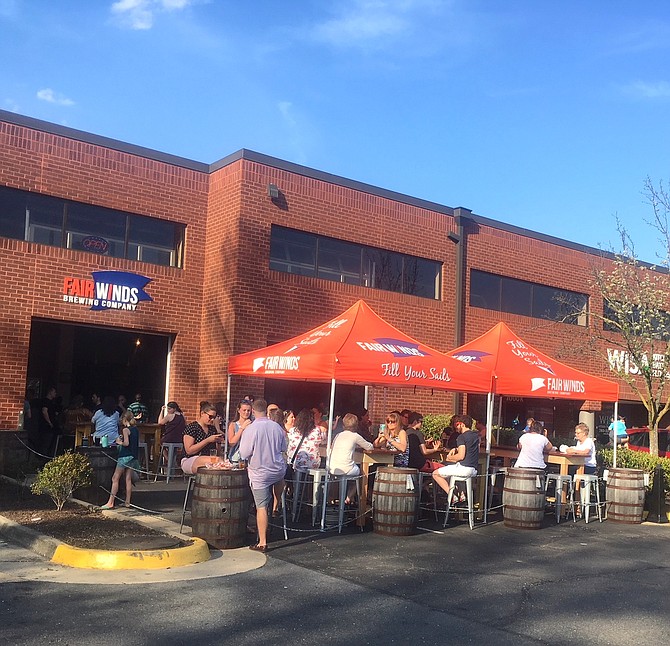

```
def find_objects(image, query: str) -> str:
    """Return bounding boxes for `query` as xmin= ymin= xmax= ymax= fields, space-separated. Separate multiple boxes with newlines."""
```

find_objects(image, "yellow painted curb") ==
xmin=51 ymin=537 xmax=211 ymax=570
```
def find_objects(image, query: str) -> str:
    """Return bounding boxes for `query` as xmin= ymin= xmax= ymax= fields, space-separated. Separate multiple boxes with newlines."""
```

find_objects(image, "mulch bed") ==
xmin=0 ymin=480 xmax=180 ymax=550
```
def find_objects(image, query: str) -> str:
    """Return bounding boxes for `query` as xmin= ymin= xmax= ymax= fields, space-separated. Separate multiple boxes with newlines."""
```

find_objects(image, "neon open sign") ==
xmin=81 ymin=236 xmax=110 ymax=254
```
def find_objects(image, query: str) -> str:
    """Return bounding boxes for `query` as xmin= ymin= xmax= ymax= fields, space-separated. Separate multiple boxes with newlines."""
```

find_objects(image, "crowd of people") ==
xmin=24 ymin=384 xmax=610 ymax=537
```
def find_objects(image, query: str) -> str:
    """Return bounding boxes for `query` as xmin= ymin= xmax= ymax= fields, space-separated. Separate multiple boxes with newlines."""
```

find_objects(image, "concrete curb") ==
xmin=50 ymin=536 xmax=211 ymax=570
xmin=0 ymin=476 xmax=211 ymax=570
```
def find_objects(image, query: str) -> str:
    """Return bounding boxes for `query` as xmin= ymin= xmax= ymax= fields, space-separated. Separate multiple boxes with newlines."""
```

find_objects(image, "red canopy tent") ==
xmin=228 ymin=299 xmax=492 ymax=393
xmin=448 ymin=321 xmax=619 ymax=402
xmin=226 ymin=299 xmax=492 ymax=529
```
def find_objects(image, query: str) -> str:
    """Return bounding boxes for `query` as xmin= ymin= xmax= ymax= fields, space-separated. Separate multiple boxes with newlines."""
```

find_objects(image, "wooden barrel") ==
xmin=191 ymin=468 xmax=250 ymax=549
xmin=606 ymin=468 xmax=645 ymax=524
xmin=503 ymin=468 xmax=546 ymax=530
xmin=74 ymin=446 xmax=118 ymax=505
xmin=372 ymin=467 xmax=419 ymax=536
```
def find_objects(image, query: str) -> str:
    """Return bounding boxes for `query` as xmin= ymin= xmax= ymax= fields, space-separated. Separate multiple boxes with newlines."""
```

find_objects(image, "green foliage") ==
xmin=494 ymin=427 xmax=520 ymax=447
xmin=599 ymin=448 xmax=670 ymax=494
xmin=422 ymin=414 xmax=454 ymax=441
xmin=30 ymin=451 xmax=93 ymax=511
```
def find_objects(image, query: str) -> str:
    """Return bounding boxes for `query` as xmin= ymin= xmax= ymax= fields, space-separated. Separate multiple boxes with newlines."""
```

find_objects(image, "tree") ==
xmin=588 ymin=178 xmax=670 ymax=457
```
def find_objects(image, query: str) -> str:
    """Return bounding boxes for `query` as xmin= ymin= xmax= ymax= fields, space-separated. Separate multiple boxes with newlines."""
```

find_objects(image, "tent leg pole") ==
xmin=224 ymin=375 xmax=231 ymax=458
xmin=321 ymin=378 xmax=337 ymax=531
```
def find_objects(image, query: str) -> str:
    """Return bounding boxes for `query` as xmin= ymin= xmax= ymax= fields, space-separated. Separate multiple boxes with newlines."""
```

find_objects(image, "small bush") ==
xmin=599 ymin=448 xmax=670 ymax=495
xmin=31 ymin=451 xmax=93 ymax=511
xmin=422 ymin=414 xmax=454 ymax=441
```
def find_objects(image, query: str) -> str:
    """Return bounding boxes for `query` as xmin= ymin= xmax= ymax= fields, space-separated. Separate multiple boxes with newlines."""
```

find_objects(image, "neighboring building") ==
xmin=0 ymin=109 xmax=649 ymax=441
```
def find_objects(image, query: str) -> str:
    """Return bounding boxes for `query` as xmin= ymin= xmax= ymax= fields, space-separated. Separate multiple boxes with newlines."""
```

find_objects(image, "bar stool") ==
xmin=138 ymin=442 xmax=150 ymax=479
xmin=331 ymin=473 xmax=362 ymax=533
xmin=433 ymin=474 xmax=475 ymax=530
xmin=545 ymin=473 xmax=574 ymax=523
xmin=487 ymin=467 xmax=507 ymax=513
xmin=292 ymin=468 xmax=327 ymax=525
xmin=572 ymin=473 xmax=603 ymax=523
xmin=180 ymin=475 xmax=195 ymax=532
xmin=154 ymin=442 xmax=183 ymax=483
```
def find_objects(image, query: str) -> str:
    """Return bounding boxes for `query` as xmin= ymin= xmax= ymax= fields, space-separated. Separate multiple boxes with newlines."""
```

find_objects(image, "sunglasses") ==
xmin=386 ymin=418 xmax=397 ymax=424
xmin=207 ymin=413 xmax=217 ymax=420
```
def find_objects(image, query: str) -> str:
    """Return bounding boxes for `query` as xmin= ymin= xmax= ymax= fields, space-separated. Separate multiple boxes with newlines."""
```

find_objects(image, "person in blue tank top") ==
xmin=100 ymin=411 xmax=141 ymax=509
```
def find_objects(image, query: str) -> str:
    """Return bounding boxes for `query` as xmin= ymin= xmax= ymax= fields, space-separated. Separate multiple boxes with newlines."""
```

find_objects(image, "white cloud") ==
xmin=312 ymin=0 xmax=417 ymax=47
xmin=36 ymin=88 xmax=75 ymax=106
xmin=621 ymin=81 xmax=670 ymax=99
xmin=110 ymin=0 xmax=195 ymax=31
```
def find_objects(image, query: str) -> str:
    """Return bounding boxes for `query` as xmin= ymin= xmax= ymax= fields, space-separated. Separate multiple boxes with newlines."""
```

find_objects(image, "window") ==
xmin=604 ymin=300 xmax=670 ymax=339
xmin=0 ymin=185 xmax=184 ymax=268
xmin=270 ymin=225 xmax=441 ymax=299
xmin=470 ymin=269 xmax=588 ymax=326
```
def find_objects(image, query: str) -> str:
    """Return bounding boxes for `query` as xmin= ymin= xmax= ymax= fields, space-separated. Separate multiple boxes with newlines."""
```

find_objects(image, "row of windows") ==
xmin=603 ymin=301 xmax=670 ymax=339
xmin=0 ymin=186 xmax=185 ymax=268
xmin=470 ymin=269 xmax=589 ymax=326
xmin=269 ymin=225 xmax=442 ymax=300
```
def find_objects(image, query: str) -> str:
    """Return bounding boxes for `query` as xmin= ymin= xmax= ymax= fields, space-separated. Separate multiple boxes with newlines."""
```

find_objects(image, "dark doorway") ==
xmin=26 ymin=319 xmax=169 ymax=420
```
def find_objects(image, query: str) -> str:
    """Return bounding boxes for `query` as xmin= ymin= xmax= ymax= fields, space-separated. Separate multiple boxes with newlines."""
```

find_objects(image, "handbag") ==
xmin=285 ymin=433 xmax=307 ymax=483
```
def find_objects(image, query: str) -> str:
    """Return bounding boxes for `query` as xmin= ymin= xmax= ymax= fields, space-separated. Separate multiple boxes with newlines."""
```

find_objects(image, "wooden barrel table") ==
xmin=191 ymin=468 xmax=250 ymax=549
xmin=606 ymin=468 xmax=645 ymax=524
xmin=372 ymin=467 xmax=419 ymax=536
xmin=503 ymin=468 xmax=546 ymax=530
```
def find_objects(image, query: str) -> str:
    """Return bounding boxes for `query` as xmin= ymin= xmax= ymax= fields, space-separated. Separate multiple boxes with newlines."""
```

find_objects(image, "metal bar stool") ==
xmin=292 ymin=468 xmax=327 ymax=526
xmin=545 ymin=473 xmax=574 ymax=523
xmin=138 ymin=442 xmax=150 ymax=479
xmin=433 ymin=474 xmax=475 ymax=530
xmin=154 ymin=442 xmax=183 ymax=483
xmin=572 ymin=473 xmax=603 ymax=523
xmin=179 ymin=475 xmax=195 ymax=532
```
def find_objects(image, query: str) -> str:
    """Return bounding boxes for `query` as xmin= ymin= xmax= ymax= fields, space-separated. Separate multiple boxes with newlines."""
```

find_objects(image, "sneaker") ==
xmin=459 ymin=491 xmax=467 ymax=503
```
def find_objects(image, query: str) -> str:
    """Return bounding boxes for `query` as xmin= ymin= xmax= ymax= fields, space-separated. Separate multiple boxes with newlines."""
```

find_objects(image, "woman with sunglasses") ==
xmin=180 ymin=401 xmax=224 ymax=474
xmin=373 ymin=411 xmax=409 ymax=467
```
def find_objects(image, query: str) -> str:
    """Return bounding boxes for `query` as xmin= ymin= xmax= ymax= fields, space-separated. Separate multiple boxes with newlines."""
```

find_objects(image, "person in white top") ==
xmin=329 ymin=413 xmax=373 ymax=504
xmin=565 ymin=423 xmax=597 ymax=475
xmin=515 ymin=420 xmax=553 ymax=469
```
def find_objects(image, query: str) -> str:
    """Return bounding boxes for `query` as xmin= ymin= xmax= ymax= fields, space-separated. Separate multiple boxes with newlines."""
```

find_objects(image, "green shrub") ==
xmin=422 ymin=414 xmax=454 ymax=441
xmin=30 ymin=451 xmax=93 ymax=511
xmin=599 ymin=448 xmax=670 ymax=495
xmin=493 ymin=427 xmax=520 ymax=447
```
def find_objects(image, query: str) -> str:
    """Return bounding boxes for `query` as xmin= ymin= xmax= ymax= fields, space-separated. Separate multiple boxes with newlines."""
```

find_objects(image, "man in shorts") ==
xmin=432 ymin=414 xmax=479 ymax=504
xmin=239 ymin=398 xmax=287 ymax=553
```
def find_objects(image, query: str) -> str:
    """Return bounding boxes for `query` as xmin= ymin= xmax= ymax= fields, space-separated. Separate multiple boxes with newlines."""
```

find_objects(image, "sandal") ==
xmin=249 ymin=543 xmax=267 ymax=553
xmin=99 ymin=504 xmax=114 ymax=510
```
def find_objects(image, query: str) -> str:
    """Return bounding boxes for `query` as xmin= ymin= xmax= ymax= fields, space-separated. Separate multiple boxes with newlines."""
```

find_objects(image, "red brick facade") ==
xmin=0 ymin=111 xmax=637 ymax=432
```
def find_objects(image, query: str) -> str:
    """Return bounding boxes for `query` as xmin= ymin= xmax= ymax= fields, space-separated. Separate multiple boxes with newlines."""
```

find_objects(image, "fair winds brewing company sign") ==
xmin=62 ymin=271 xmax=153 ymax=311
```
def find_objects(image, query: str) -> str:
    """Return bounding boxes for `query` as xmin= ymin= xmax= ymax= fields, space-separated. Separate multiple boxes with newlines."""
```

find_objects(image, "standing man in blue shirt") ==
xmin=239 ymin=399 xmax=287 ymax=553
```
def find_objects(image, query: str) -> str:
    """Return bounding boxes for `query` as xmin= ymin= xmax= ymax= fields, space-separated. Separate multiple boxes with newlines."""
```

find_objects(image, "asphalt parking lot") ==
xmin=2 ymin=480 xmax=669 ymax=645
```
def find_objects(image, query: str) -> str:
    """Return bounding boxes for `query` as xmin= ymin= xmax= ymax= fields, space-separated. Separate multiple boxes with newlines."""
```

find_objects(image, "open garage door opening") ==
xmin=26 ymin=319 xmax=170 ymax=421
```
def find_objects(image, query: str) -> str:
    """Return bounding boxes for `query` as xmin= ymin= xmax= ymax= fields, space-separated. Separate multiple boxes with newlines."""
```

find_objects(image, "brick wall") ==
xmin=0 ymin=114 xmax=645 ymax=433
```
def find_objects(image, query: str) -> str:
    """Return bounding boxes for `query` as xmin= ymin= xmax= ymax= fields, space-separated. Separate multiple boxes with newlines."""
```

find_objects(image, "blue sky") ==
xmin=2 ymin=0 xmax=670 ymax=261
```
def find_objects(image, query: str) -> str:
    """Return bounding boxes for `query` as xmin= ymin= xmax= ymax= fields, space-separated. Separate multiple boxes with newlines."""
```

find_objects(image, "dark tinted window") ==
xmin=0 ymin=187 xmax=29 ymax=240
xmin=270 ymin=225 xmax=441 ymax=300
xmin=0 ymin=185 xmax=184 ymax=268
xmin=317 ymin=238 xmax=362 ymax=284
xmin=269 ymin=227 xmax=317 ymax=277
xmin=470 ymin=269 xmax=588 ymax=326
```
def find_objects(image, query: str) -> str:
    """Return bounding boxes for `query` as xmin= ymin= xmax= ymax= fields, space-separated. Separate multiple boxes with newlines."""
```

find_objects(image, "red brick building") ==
xmin=0 ymin=109 xmax=644 ymax=441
